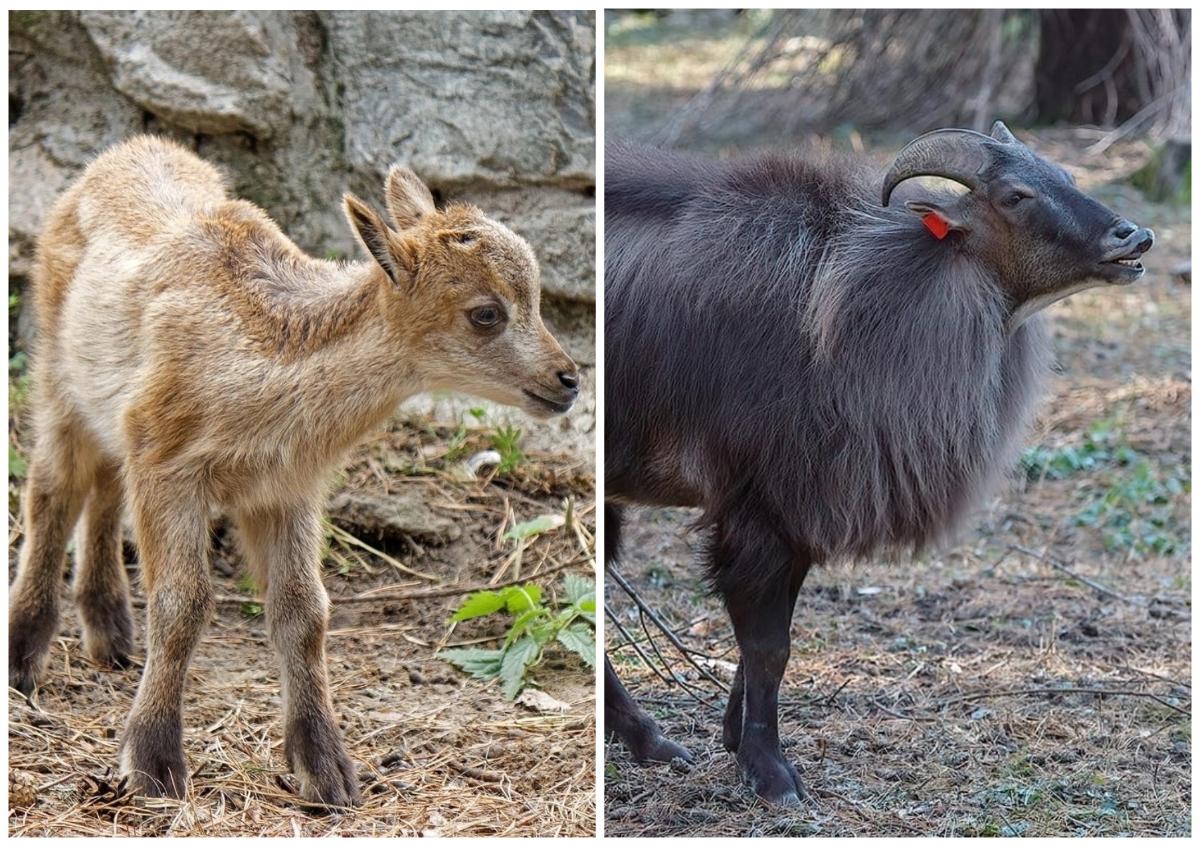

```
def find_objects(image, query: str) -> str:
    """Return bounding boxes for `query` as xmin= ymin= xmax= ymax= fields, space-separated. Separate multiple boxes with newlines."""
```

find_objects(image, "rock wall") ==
xmin=9 ymin=10 xmax=595 ymax=302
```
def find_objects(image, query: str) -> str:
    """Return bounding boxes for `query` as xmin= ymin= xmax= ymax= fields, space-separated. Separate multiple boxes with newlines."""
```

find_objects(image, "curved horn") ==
xmin=881 ymin=128 xmax=994 ymax=207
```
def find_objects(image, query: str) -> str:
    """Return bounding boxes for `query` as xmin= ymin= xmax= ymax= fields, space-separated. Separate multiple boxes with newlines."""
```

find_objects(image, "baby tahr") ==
xmin=10 ymin=136 xmax=578 ymax=807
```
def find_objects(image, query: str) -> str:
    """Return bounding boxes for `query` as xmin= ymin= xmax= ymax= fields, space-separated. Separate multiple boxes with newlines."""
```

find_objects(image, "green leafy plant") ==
xmin=235 ymin=572 xmax=264 ymax=617
xmin=1020 ymin=419 xmax=1136 ymax=482
xmin=9 ymin=350 xmax=31 ymax=416
xmin=1074 ymin=459 xmax=1189 ymax=556
xmin=8 ymin=444 xmax=27 ymax=480
xmin=1021 ymin=418 xmax=1188 ymax=557
xmin=440 ymin=573 xmax=595 ymax=700
xmin=490 ymin=423 xmax=525 ymax=474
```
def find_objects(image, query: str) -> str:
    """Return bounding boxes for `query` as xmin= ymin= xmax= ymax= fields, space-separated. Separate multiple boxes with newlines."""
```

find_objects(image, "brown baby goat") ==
xmin=9 ymin=135 xmax=579 ymax=807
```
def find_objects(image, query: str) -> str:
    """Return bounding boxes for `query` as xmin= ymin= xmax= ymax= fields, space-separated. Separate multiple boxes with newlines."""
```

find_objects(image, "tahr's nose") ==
xmin=1107 ymin=220 xmax=1154 ymax=256
xmin=558 ymin=370 xmax=579 ymax=393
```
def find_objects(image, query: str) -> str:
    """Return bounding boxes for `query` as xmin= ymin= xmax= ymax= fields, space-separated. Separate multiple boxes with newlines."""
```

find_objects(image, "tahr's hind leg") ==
xmin=9 ymin=420 xmax=97 ymax=695
xmin=603 ymin=504 xmax=693 ymax=764
xmin=74 ymin=460 xmax=134 ymax=669
xmin=710 ymin=511 xmax=808 ymax=806
xmin=605 ymin=656 xmax=693 ymax=763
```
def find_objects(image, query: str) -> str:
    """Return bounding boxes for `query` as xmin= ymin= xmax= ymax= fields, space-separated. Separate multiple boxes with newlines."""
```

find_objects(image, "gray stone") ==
xmin=80 ymin=10 xmax=323 ymax=140
xmin=324 ymin=10 xmax=594 ymax=190
xmin=8 ymin=10 xmax=595 ymax=306
xmin=328 ymin=490 xmax=462 ymax=546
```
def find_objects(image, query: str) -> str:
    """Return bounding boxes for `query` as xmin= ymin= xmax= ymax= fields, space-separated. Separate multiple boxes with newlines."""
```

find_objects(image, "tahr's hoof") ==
xmin=120 ymin=719 xmax=189 ymax=799
xmin=82 ymin=612 xmax=134 ymax=671
xmin=639 ymin=735 xmax=694 ymax=765
xmin=739 ymin=746 xmax=807 ymax=807
xmin=120 ymin=755 xmax=189 ymax=799
xmin=295 ymin=758 xmax=362 ymax=810
xmin=287 ymin=715 xmax=362 ymax=810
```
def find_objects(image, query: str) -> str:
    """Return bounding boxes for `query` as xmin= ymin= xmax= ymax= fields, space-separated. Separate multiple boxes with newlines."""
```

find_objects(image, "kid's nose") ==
xmin=558 ymin=370 xmax=579 ymax=392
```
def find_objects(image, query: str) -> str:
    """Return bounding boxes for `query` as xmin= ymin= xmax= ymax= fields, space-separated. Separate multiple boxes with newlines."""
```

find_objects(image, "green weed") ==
xmin=1021 ymin=419 xmax=1188 ymax=557
xmin=440 ymin=573 xmax=595 ymax=700
xmin=490 ymin=423 xmax=525 ymax=474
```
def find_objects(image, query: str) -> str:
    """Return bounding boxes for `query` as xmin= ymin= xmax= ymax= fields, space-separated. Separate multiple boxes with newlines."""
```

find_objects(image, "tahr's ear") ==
xmin=904 ymin=198 xmax=969 ymax=240
xmin=990 ymin=120 xmax=1017 ymax=144
xmin=344 ymin=193 xmax=413 ymax=284
xmin=385 ymin=165 xmax=436 ymax=230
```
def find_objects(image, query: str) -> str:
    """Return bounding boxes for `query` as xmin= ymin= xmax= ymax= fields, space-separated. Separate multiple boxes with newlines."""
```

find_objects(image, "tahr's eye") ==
xmin=469 ymin=305 xmax=504 ymax=329
xmin=454 ymin=232 xmax=476 ymax=245
xmin=1002 ymin=191 xmax=1028 ymax=208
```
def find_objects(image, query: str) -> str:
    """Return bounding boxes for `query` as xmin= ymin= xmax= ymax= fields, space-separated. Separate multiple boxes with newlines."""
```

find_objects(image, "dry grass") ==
xmin=8 ymin=417 xmax=596 ymax=836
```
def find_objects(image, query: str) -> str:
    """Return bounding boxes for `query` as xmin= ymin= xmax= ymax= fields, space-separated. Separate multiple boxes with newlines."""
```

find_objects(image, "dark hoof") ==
xmin=722 ymin=715 xmax=741 ymax=753
xmin=120 ymin=717 xmax=188 ymax=799
xmin=286 ymin=715 xmax=362 ymax=809
xmin=120 ymin=748 xmax=188 ymax=799
xmin=79 ymin=590 xmax=134 ymax=672
xmin=737 ymin=746 xmax=807 ymax=807
xmin=82 ymin=624 xmax=134 ymax=670
xmin=9 ymin=659 xmax=40 ymax=698
xmin=634 ymin=734 xmax=694 ymax=765
xmin=9 ymin=639 xmax=50 ymax=697
xmin=9 ymin=608 xmax=57 ymax=696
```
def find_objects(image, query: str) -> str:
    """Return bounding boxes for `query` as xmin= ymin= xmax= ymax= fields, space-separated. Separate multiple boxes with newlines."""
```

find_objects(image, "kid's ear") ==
xmin=904 ymin=198 xmax=969 ymax=240
xmin=344 ymin=193 xmax=415 ymax=284
xmin=385 ymin=165 xmax=436 ymax=230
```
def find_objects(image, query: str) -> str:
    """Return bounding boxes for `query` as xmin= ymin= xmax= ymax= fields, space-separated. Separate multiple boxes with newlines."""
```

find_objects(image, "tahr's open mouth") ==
xmin=1098 ymin=232 xmax=1153 ymax=284
xmin=1097 ymin=256 xmax=1145 ymax=284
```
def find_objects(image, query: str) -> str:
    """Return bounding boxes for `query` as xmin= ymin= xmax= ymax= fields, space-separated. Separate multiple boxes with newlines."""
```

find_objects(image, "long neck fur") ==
xmin=605 ymin=147 xmax=1054 ymax=562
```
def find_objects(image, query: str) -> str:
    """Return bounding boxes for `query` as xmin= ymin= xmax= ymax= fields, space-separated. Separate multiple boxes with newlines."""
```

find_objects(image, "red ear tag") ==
xmin=922 ymin=212 xmax=950 ymax=240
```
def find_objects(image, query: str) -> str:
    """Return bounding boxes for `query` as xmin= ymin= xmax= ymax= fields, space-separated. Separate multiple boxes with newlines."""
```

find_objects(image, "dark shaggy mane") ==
xmin=605 ymin=142 xmax=1052 ymax=585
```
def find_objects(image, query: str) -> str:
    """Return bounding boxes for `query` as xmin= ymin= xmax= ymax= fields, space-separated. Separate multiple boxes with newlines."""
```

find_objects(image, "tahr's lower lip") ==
xmin=523 ymin=390 xmax=574 ymax=414
xmin=1099 ymin=258 xmax=1145 ymax=282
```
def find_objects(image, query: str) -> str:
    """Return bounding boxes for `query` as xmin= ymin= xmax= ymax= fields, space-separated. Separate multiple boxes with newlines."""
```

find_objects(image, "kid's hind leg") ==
xmin=9 ymin=423 xmax=97 ymax=695
xmin=119 ymin=469 xmax=212 ymax=799
xmin=74 ymin=460 xmax=134 ymax=669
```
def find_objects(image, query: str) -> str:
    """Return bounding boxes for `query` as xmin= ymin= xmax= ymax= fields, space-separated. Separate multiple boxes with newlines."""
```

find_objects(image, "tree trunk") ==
xmin=1034 ymin=10 xmax=1142 ymax=126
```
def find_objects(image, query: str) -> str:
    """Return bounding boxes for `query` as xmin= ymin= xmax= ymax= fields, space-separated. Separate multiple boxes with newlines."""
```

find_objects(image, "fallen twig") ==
xmin=1010 ymin=544 xmax=1147 ymax=606
xmin=608 ymin=566 xmax=731 ymax=693
xmin=937 ymin=685 xmax=1190 ymax=717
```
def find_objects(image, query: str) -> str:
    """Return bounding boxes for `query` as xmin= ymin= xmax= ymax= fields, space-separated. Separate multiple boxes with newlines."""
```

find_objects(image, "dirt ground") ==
xmin=7 ymin=410 xmax=596 ymax=837
xmin=603 ymin=13 xmax=1190 ymax=839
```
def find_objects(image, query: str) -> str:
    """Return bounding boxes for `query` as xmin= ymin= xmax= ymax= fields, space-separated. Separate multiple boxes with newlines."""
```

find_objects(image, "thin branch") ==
xmin=1009 ymin=544 xmax=1146 ymax=606
xmin=937 ymin=685 xmax=1190 ymax=717
xmin=608 ymin=565 xmax=731 ymax=692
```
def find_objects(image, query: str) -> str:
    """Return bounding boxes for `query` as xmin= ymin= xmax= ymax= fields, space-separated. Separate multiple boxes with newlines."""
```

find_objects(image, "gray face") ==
xmin=884 ymin=121 xmax=1155 ymax=310
xmin=972 ymin=135 xmax=1154 ymax=299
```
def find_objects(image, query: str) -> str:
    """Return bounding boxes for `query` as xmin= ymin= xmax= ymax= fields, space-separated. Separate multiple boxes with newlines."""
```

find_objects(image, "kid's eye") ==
xmin=469 ymin=305 xmax=504 ymax=328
